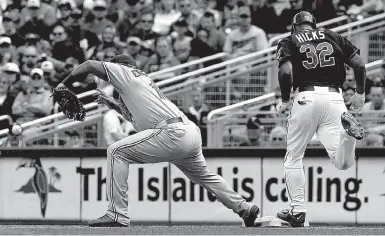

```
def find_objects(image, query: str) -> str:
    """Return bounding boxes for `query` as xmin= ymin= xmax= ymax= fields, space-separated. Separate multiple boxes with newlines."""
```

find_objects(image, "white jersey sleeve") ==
xmin=101 ymin=62 xmax=135 ymax=94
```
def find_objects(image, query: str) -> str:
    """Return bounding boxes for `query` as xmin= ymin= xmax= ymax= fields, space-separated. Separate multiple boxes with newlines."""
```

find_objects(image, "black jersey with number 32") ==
xmin=276 ymin=29 xmax=359 ymax=90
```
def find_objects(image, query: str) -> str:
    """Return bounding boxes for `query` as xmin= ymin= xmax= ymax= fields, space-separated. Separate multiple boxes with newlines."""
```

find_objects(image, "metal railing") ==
xmin=268 ymin=15 xmax=351 ymax=46
xmin=206 ymin=59 xmax=384 ymax=148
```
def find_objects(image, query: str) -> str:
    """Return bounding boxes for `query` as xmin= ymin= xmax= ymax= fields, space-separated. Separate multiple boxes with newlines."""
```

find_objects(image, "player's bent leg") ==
xmin=172 ymin=152 xmax=259 ymax=227
xmin=90 ymin=129 xmax=169 ymax=227
xmin=317 ymin=97 xmax=357 ymax=170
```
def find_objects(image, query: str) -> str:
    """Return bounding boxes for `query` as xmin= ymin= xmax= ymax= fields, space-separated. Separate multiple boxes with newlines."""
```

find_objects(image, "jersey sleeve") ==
xmin=328 ymin=30 xmax=360 ymax=63
xmin=276 ymin=37 xmax=293 ymax=65
xmin=101 ymin=62 xmax=135 ymax=94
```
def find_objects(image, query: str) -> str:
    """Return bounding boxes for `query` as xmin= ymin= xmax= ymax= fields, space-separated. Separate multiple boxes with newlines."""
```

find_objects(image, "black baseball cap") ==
xmin=174 ymin=18 xmax=188 ymax=27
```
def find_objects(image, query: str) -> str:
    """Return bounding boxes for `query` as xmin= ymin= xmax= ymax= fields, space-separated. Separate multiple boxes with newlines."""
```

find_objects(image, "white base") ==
xmin=253 ymin=216 xmax=310 ymax=227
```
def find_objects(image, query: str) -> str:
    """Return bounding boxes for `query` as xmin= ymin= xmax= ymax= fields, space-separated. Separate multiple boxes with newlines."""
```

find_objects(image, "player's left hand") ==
xmin=276 ymin=100 xmax=290 ymax=114
xmin=346 ymin=92 xmax=365 ymax=114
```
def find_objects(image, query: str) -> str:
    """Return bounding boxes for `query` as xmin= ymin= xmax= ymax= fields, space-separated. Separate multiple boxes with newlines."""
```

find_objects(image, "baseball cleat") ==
xmin=89 ymin=214 xmax=128 ymax=227
xmin=243 ymin=205 xmax=260 ymax=227
xmin=277 ymin=209 xmax=306 ymax=227
xmin=341 ymin=112 xmax=365 ymax=140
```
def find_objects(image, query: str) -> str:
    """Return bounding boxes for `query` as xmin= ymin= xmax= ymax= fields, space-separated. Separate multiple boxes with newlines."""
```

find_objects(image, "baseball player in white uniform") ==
xmin=58 ymin=54 xmax=259 ymax=227
xmin=274 ymin=12 xmax=366 ymax=227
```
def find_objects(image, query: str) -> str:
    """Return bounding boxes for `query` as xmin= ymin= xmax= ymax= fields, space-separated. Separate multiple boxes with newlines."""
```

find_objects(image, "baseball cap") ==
xmin=2 ymin=11 xmax=13 ymax=21
xmin=41 ymin=61 xmax=54 ymax=72
xmin=238 ymin=6 xmax=251 ymax=17
xmin=30 ymin=68 xmax=44 ymax=77
xmin=58 ymin=0 xmax=73 ymax=10
xmin=3 ymin=63 xmax=20 ymax=73
xmin=127 ymin=37 xmax=142 ymax=45
xmin=0 ymin=37 xmax=12 ymax=45
xmin=246 ymin=116 xmax=264 ymax=130
xmin=110 ymin=54 xmax=137 ymax=68
xmin=93 ymin=0 xmax=107 ymax=9
xmin=27 ymin=0 xmax=41 ymax=8
xmin=174 ymin=18 xmax=188 ymax=27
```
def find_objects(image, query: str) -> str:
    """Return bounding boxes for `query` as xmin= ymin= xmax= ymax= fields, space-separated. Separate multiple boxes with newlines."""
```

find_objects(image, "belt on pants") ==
xmin=155 ymin=117 xmax=184 ymax=129
xmin=299 ymin=85 xmax=340 ymax=93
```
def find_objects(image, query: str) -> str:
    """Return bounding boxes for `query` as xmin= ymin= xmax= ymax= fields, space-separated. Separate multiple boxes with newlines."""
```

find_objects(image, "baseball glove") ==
xmin=51 ymin=86 xmax=86 ymax=121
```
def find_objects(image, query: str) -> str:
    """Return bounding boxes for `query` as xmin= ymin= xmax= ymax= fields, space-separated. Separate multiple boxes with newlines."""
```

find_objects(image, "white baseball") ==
xmin=11 ymin=125 xmax=23 ymax=136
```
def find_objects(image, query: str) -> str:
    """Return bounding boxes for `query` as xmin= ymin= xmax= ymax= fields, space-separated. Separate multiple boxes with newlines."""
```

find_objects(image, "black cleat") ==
xmin=89 ymin=214 xmax=128 ymax=227
xmin=277 ymin=209 xmax=306 ymax=227
xmin=341 ymin=112 xmax=365 ymax=140
xmin=243 ymin=205 xmax=260 ymax=227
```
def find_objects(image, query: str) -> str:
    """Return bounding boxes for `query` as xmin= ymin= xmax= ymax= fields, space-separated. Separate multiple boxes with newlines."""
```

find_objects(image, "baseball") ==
xmin=11 ymin=125 xmax=23 ymax=136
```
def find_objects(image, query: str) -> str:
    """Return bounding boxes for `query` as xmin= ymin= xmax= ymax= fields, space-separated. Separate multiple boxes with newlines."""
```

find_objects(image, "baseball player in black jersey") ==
xmin=275 ymin=11 xmax=366 ymax=227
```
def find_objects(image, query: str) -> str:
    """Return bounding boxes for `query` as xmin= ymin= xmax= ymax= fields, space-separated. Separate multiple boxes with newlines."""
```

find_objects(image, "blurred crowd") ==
xmin=0 ymin=0 xmax=384 ymax=147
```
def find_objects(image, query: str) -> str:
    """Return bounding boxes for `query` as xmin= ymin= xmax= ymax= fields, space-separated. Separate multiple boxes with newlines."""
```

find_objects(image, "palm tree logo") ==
xmin=15 ymin=158 xmax=62 ymax=217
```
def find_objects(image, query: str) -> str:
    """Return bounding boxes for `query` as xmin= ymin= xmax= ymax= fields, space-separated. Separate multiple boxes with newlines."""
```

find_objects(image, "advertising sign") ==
xmin=170 ymin=158 xmax=262 ymax=223
xmin=79 ymin=158 xmax=169 ymax=222
xmin=0 ymin=157 xmax=80 ymax=220
xmin=356 ymin=157 xmax=385 ymax=223
xmin=262 ymin=158 xmax=357 ymax=223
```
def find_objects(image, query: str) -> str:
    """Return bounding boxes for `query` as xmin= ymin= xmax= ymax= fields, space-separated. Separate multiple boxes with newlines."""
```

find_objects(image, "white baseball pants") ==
xmin=105 ymin=120 xmax=252 ymax=225
xmin=284 ymin=87 xmax=356 ymax=214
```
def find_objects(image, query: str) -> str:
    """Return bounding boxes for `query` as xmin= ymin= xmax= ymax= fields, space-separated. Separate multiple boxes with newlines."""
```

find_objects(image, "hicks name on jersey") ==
xmin=294 ymin=30 xmax=326 ymax=43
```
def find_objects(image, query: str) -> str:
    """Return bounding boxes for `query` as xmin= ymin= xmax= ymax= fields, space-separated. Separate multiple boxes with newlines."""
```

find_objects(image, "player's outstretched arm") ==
xmin=62 ymin=60 xmax=107 ymax=87
xmin=346 ymin=54 xmax=366 ymax=113
xmin=276 ymin=60 xmax=293 ymax=114
xmin=278 ymin=60 xmax=293 ymax=102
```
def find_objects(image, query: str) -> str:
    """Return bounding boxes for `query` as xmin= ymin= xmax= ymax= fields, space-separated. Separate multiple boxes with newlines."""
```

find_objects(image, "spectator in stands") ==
xmin=64 ymin=130 xmax=95 ymax=147
xmin=250 ymin=0 xmax=281 ymax=34
xmin=129 ymin=8 xmax=159 ymax=49
xmin=0 ymin=37 xmax=17 ymax=65
xmin=173 ymin=39 xmax=200 ymax=73
xmin=51 ymin=24 xmax=85 ymax=63
xmin=41 ymin=61 xmax=60 ymax=90
xmin=19 ymin=46 xmax=39 ymax=76
xmin=269 ymin=126 xmax=286 ymax=146
xmin=19 ymin=32 xmax=51 ymax=55
xmin=21 ymin=0 xmax=57 ymax=27
xmin=171 ymin=18 xmax=193 ymax=43
xmin=124 ymin=37 xmax=149 ymax=70
xmin=190 ymin=28 xmax=218 ymax=62
xmin=196 ymin=0 xmax=221 ymax=27
xmin=347 ymin=0 xmax=383 ymax=17
xmin=184 ymin=87 xmax=210 ymax=146
xmin=223 ymin=6 xmax=268 ymax=60
xmin=278 ymin=0 xmax=303 ymax=33
xmin=57 ymin=0 xmax=82 ymax=44
xmin=117 ymin=4 xmax=141 ymax=43
xmin=200 ymin=11 xmax=226 ymax=53
xmin=362 ymin=86 xmax=385 ymax=115
xmin=103 ymin=90 xmax=137 ymax=145
xmin=343 ymin=86 xmax=356 ymax=109
xmin=2 ymin=63 xmax=27 ymax=99
xmin=4 ymin=4 xmax=24 ymax=31
xmin=19 ymin=0 xmax=51 ymax=40
xmin=0 ymin=76 xmax=16 ymax=129
xmin=152 ymin=0 xmax=181 ymax=35
xmin=12 ymin=68 xmax=53 ymax=123
xmin=94 ymin=24 xmax=124 ymax=56
xmin=143 ymin=36 xmax=181 ymax=81
xmin=302 ymin=0 xmax=337 ymax=23
xmin=83 ymin=0 xmax=114 ymax=37
xmin=0 ymin=11 xmax=25 ymax=47
xmin=239 ymin=116 xmax=267 ymax=146
xmin=178 ymin=0 xmax=202 ymax=31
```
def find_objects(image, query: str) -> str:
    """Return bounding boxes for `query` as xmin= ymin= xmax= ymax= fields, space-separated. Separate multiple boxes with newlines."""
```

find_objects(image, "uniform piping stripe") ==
xmin=111 ymin=129 xmax=162 ymax=158
xmin=111 ymin=155 xmax=117 ymax=222
xmin=101 ymin=62 xmax=111 ymax=83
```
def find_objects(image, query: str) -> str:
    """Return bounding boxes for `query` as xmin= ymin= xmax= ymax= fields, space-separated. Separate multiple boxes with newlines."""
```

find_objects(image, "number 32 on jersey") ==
xmin=300 ymin=42 xmax=335 ymax=69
